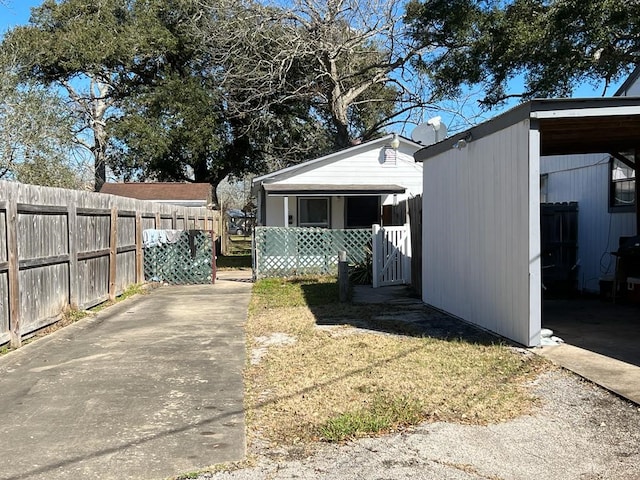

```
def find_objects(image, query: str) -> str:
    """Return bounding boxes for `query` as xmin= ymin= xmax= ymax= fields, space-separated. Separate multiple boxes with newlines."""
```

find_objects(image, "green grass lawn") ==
xmin=245 ymin=276 xmax=549 ymax=449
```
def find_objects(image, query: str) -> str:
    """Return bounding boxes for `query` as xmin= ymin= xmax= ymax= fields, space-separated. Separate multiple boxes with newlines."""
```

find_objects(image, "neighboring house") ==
xmin=539 ymin=68 xmax=639 ymax=293
xmin=415 ymin=96 xmax=640 ymax=347
xmin=100 ymin=182 xmax=213 ymax=207
xmin=252 ymin=134 xmax=423 ymax=229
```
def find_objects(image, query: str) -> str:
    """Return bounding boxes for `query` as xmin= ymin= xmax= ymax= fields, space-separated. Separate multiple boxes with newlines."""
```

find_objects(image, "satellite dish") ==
xmin=411 ymin=116 xmax=448 ymax=146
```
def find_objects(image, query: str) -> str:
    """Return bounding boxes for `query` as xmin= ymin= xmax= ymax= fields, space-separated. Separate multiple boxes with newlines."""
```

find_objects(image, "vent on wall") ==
xmin=383 ymin=146 xmax=397 ymax=166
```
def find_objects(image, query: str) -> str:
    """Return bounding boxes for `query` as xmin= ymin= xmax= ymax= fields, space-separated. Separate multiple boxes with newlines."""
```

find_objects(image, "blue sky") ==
xmin=0 ymin=0 xmax=38 ymax=33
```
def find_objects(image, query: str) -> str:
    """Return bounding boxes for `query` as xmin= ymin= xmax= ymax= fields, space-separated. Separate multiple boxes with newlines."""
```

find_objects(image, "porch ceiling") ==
xmin=262 ymin=183 xmax=406 ymax=196
xmin=540 ymin=115 xmax=640 ymax=157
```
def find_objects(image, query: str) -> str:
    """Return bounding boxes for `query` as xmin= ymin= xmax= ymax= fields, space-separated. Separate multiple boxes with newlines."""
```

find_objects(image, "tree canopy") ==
xmin=6 ymin=0 xmax=635 ymax=194
xmin=405 ymin=0 xmax=640 ymax=107
xmin=2 ymin=0 xmax=436 ymax=196
xmin=0 ymin=51 xmax=85 ymax=188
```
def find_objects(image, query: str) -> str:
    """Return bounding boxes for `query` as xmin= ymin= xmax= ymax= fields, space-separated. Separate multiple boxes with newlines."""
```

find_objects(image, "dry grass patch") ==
xmin=245 ymin=277 xmax=548 ymax=450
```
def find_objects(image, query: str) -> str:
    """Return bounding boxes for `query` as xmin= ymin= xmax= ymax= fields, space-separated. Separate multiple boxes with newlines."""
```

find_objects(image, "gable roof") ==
xmin=253 ymin=133 xmax=423 ymax=185
xmin=100 ymin=182 xmax=212 ymax=201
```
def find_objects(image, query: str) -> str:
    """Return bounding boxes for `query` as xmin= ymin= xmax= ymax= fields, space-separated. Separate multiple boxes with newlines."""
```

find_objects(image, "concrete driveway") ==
xmin=0 ymin=273 xmax=251 ymax=480
xmin=540 ymin=297 xmax=640 ymax=404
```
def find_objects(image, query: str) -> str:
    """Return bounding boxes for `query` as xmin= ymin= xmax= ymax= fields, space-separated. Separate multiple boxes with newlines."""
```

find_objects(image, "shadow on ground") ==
xmin=300 ymin=283 xmax=504 ymax=346
xmin=543 ymin=296 xmax=640 ymax=367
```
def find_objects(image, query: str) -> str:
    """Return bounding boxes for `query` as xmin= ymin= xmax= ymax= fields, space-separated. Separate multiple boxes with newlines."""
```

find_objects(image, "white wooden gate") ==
xmin=372 ymin=223 xmax=411 ymax=288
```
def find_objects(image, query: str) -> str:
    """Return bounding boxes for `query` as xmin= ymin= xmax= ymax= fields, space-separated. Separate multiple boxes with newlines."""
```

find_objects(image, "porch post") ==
xmin=633 ymin=147 xmax=640 ymax=235
xmin=283 ymin=196 xmax=289 ymax=227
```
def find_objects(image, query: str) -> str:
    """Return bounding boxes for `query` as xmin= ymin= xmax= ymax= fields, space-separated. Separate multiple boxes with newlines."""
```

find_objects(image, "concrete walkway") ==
xmin=0 ymin=273 xmax=252 ymax=480
xmin=538 ymin=345 xmax=640 ymax=404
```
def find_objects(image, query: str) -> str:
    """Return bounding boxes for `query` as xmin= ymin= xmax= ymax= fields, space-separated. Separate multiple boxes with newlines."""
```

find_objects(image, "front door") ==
xmin=345 ymin=196 xmax=379 ymax=228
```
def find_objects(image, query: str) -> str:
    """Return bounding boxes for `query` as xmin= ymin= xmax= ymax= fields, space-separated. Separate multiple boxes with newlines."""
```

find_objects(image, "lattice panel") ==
xmin=254 ymin=227 xmax=371 ymax=278
xmin=144 ymin=231 xmax=213 ymax=284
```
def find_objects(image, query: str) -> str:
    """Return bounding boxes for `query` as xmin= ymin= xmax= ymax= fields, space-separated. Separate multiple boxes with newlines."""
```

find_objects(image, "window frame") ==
xmin=297 ymin=197 xmax=330 ymax=228
xmin=609 ymin=154 xmax=636 ymax=213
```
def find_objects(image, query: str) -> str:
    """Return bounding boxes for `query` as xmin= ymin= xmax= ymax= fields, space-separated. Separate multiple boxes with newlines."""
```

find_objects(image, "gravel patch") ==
xmin=195 ymin=370 xmax=640 ymax=480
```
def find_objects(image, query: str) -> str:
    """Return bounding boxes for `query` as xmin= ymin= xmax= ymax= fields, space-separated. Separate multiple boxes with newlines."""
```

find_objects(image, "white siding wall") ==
xmin=261 ymin=141 xmax=422 ymax=227
xmin=423 ymin=120 xmax=538 ymax=346
xmin=541 ymin=153 xmax=636 ymax=291
xmin=277 ymin=144 xmax=423 ymax=201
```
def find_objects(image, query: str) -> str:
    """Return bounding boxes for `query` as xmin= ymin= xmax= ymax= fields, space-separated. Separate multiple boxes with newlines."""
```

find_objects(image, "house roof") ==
xmin=414 ymin=97 xmax=640 ymax=161
xmin=100 ymin=182 xmax=212 ymax=201
xmin=263 ymin=183 xmax=406 ymax=196
xmin=253 ymin=133 xmax=423 ymax=185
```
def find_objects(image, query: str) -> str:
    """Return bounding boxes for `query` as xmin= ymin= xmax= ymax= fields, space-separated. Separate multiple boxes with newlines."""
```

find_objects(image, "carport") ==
xmin=415 ymin=98 xmax=640 ymax=347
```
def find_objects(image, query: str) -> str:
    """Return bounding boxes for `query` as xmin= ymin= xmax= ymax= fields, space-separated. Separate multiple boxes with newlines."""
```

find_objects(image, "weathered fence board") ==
xmin=0 ymin=180 xmax=219 ymax=347
xmin=408 ymin=195 xmax=422 ymax=294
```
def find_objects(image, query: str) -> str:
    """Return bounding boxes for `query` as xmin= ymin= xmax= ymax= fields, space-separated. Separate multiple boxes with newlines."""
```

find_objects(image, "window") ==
xmin=540 ymin=174 xmax=549 ymax=203
xmin=298 ymin=198 xmax=329 ymax=227
xmin=346 ymin=196 xmax=379 ymax=228
xmin=610 ymin=153 xmax=636 ymax=211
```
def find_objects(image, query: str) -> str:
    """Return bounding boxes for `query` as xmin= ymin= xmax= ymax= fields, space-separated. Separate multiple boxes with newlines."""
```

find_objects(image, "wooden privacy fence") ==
xmin=408 ymin=195 xmax=422 ymax=294
xmin=0 ymin=180 xmax=218 ymax=348
xmin=253 ymin=226 xmax=371 ymax=278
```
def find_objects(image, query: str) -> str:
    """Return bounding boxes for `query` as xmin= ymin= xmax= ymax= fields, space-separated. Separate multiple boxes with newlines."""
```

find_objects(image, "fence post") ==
xmin=338 ymin=250 xmax=349 ymax=302
xmin=403 ymin=222 xmax=412 ymax=285
xmin=67 ymin=203 xmax=79 ymax=308
xmin=372 ymin=224 xmax=380 ymax=288
xmin=7 ymin=198 xmax=21 ymax=348
xmin=109 ymin=207 xmax=118 ymax=301
xmin=135 ymin=212 xmax=143 ymax=283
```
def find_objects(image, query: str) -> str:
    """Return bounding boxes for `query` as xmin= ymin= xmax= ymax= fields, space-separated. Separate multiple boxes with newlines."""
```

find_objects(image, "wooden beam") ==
xmin=109 ymin=207 xmax=118 ymax=301
xmin=19 ymin=254 xmax=70 ymax=270
xmin=636 ymin=149 xmax=640 ymax=236
xmin=17 ymin=203 xmax=67 ymax=215
xmin=76 ymin=207 xmax=111 ymax=216
xmin=77 ymin=249 xmax=111 ymax=261
xmin=7 ymin=198 xmax=21 ymax=348
xmin=611 ymin=151 xmax=636 ymax=170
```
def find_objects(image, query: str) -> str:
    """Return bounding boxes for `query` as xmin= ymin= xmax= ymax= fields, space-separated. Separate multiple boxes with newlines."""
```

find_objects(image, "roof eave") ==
xmin=253 ymin=134 xmax=423 ymax=185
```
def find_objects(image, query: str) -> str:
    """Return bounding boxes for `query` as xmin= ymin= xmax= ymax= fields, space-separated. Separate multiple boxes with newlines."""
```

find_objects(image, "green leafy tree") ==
xmin=0 ymin=53 xmax=84 ymax=188
xmin=405 ymin=0 xmax=640 ymax=107
xmin=1 ymin=0 xmax=188 ymax=190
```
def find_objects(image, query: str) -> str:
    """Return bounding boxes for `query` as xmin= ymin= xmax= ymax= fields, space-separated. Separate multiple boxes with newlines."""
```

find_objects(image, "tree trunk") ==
xmin=92 ymin=122 xmax=108 ymax=192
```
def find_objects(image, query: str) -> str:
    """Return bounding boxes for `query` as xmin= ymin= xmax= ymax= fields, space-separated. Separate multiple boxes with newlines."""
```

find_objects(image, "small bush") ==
xmin=349 ymin=246 xmax=373 ymax=285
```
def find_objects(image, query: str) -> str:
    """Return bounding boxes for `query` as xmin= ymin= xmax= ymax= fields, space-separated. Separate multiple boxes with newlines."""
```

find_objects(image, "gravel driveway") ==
xmin=196 ymin=370 xmax=640 ymax=480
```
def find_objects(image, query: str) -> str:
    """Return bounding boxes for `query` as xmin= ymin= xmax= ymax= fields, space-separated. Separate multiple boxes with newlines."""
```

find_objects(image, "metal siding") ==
xmin=528 ymin=128 xmax=542 ymax=346
xmin=541 ymin=154 xmax=636 ymax=292
xmin=423 ymin=120 xmax=533 ymax=346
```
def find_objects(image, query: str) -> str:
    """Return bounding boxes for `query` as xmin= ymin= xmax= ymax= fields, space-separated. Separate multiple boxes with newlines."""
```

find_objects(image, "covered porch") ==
xmin=257 ymin=183 xmax=408 ymax=229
